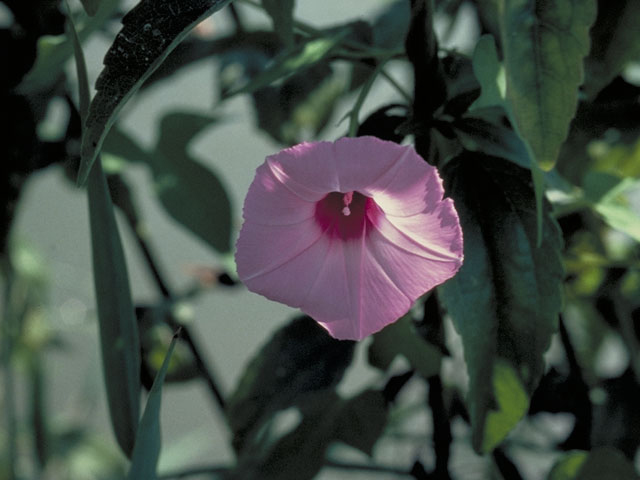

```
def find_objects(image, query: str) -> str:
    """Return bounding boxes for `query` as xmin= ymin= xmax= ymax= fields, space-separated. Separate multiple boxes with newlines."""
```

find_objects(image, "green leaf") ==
xmin=87 ymin=163 xmax=141 ymax=457
xmin=19 ymin=0 xmax=122 ymax=93
xmin=583 ymin=0 xmax=640 ymax=98
xmin=548 ymin=447 xmax=637 ymax=480
xmin=127 ymin=331 xmax=179 ymax=480
xmin=67 ymin=4 xmax=140 ymax=458
xmin=482 ymin=360 xmax=528 ymax=451
xmin=262 ymin=0 xmax=296 ymax=47
xmin=368 ymin=315 xmax=442 ymax=378
xmin=234 ymin=388 xmax=388 ymax=479
xmin=79 ymin=0 xmax=102 ymax=16
xmin=452 ymin=111 xmax=531 ymax=170
xmin=439 ymin=153 xmax=564 ymax=453
xmin=226 ymin=316 xmax=355 ymax=453
xmin=469 ymin=35 xmax=505 ymax=111
xmin=333 ymin=390 xmax=388 ymax=455
xmin=78 ymin=0 xmax=234 ymax=185
xmin=225 ymin=33 xmax=346 ymax=97
xmin=102 ymin=114 xmax=233 ymax=254
xmin=500 ymin=0 xmax=597 ymax=170
xmin=583 ymin=172 xmax=640 ymax=242
xmin=547 ymin=451 xmax=588 ymax=480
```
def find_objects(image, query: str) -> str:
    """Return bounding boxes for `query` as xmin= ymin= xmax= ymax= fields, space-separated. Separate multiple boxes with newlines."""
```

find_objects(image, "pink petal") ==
xmin=235 ymin=137 xmax=464 ymax=341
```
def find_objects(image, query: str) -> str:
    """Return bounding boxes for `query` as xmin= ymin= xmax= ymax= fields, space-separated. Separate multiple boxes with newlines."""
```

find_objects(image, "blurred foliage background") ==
xmin=1 ymin=0 xmax=640 ymax=479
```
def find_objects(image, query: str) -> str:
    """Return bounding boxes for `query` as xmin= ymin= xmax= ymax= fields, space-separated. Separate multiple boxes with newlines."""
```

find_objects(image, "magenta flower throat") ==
xmin=235 ymin=136 xmax=464 ymax=341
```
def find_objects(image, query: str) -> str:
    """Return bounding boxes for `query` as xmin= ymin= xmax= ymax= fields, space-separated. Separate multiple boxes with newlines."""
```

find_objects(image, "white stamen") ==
xmin=342 ymin=206 xmax=351 ymax=216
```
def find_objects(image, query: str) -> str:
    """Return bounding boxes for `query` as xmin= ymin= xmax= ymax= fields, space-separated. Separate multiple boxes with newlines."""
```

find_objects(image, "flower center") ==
xmin=315 ymin=191 xmax=378 ymax=240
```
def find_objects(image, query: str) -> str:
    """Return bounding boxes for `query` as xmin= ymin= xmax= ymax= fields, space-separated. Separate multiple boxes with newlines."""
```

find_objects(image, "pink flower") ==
xmin=235 ymin=136 xmax=463 ymax=341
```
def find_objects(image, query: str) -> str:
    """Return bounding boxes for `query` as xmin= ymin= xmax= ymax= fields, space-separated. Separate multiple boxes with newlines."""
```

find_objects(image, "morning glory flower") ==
xmin=235 ymin=136 xmax=463 ymax=341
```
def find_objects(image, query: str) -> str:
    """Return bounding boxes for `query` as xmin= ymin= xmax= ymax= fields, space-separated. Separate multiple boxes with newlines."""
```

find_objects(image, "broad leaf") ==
xmin=233 ymin=388 xmax=388 ymax=479
xmin=68 ymin=8 xmax=140 ymax=457
xmin=226 ymin=316 xmax=355 ymax=453
xmin=78 ymin=0 xmax=234 ymax=185
xmin=439 ymin=153 xmax=564 ymax=453
xmin=469 ymin=35 xmax=504 ymax=111
xmin=583 ymin=0 xmax=640 ymax=98
xmin=102 ymin=114 xmax=233 ymax=254
xmin=127 ymin=332 xmax=179 ymax=480
xmin=451 ymin=111 xmax=531 ymax=170
xmin=333 ymin=390 xmax=388 ymax=455
xmin=368 ymin=315 xmax=442 ymax=378
xmin=500 ymin=0 xmax=596 ymax=170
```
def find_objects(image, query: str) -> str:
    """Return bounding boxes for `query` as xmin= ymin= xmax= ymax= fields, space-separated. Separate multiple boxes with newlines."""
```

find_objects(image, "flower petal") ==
xmin=242 ymin=163 xmax=317 ymax=226
xmin=265 ymin=142 xmax=339 ymax=199
xmin=235 ymin=218 xmax=325 ymax=284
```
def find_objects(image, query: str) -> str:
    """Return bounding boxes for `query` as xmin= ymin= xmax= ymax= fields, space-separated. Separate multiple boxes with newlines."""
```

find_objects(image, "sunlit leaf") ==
xmin=547 ymin=451 xmax=588 ymax=480
xmin=500 ymin=0 xmax=596 ymax=170
xmin=225 ymin=33 xmax=346 ymax=97
xmin=583 ymin=172 xmax=640 ymax=243
xmin=439 ymin=153 xmax=564 ymax=453
xmin=482 ymin=361 xmax=528 ymax=451
xmin=368 ymin=315 xmax=442 ymax=378
xmin=127 ymin=332 xmax=179 ymax=480
xmin=78 ymin=0 xmax=234 ymax=185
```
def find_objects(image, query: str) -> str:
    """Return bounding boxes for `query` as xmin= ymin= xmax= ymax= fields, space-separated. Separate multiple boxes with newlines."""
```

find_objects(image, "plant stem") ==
xmin=107 ymin=174 xmax=228 ymax=411
xmin=1 ymin=260 xmax=18 ymax=480
xmin=428 ymin=376 xmax=452 ymax=479
xmin=405 ymin=0 xmax=447 ymax=163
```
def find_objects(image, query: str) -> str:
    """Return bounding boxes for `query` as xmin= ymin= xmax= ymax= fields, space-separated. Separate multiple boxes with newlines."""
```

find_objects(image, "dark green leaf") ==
xmin=78 ymin=0 xmax=234 ymax=185
xmin=103 ymin=114 xmax=233 ymax=254
xmin=452 ymin=111 xmax=531 ymax=169
xmin=262 ymin=0 xmax=295 ymax=47
xmin=500 ymin=0 xmax=596 ymax=170
xmin=127 ymin=332 xmax=179 ymax=480
xmin=368 ymin=315 xmax=442 ymax=378
xmin=68 ymin=5 xmax=140 ymax=458
xmin=439 ymin=153 xmax=564 ymax=452
xmin=583 ymin=0 xmax=640 ymax=98
xmin=87 ymin=162 xmax=141 ymax=457
xmin=252 ymin=62 xmax=342 ymax=145
xmin=225 ymin=32 xmax=346 ymax=97
xmin=575 ymin=447 xmax=637 ymax=480
xmin=153 ymin=113 xmax=232 ymax=254
xmin=233 ymin=388 xmax=388 ymax=480
xmin=333 ymin=390 xmax=388 ymax=455
xmin=226 ymin=316 xmax=355 ymax=453
xmin=469 ymin=35 xmax=504 ymax=111
xmin=79 ymin=0 xmax=101 ymax=16
xmin=19 ymin=0 xmax=122 ymax=93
